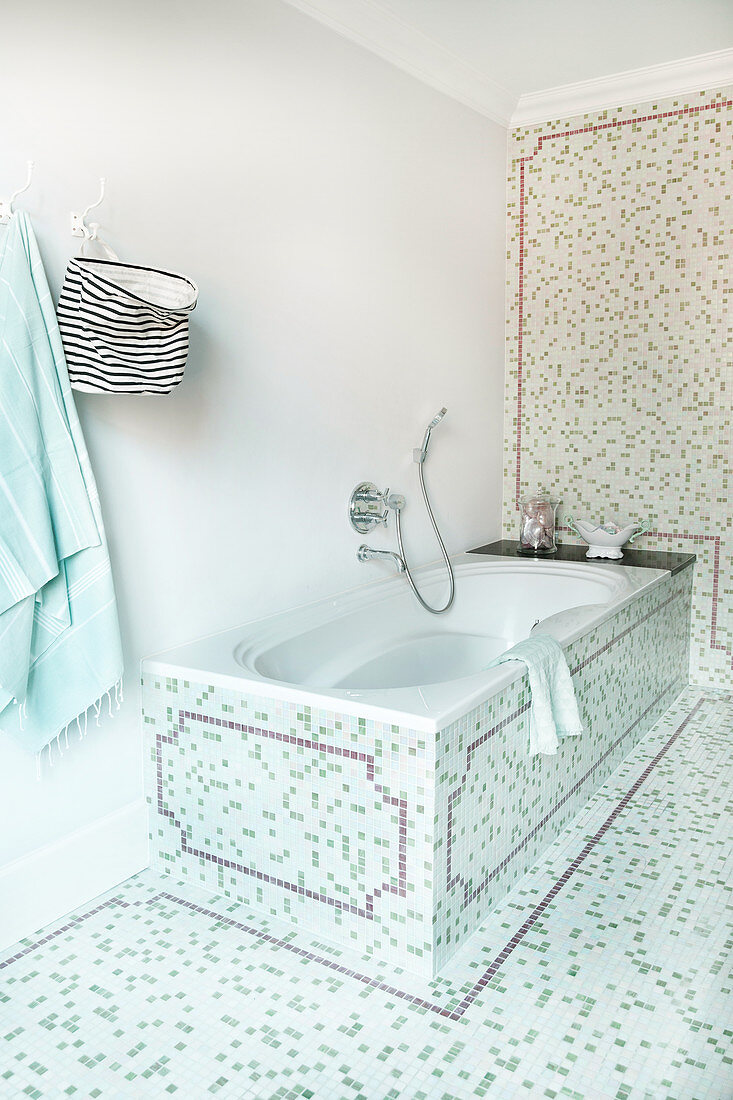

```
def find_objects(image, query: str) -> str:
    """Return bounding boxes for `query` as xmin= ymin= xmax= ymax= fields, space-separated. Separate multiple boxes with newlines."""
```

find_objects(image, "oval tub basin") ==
xmin=146 ymin=554 xmax=668 ymax=732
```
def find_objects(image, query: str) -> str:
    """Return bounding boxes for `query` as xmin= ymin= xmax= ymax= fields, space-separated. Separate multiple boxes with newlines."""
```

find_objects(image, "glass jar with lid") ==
xmin=518 ymin=491 xmax=559 ymax=556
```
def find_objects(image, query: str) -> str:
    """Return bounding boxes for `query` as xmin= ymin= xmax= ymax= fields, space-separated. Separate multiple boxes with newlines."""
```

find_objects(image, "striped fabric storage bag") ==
xmin=57 ymin=257 xmax=198 ymax=394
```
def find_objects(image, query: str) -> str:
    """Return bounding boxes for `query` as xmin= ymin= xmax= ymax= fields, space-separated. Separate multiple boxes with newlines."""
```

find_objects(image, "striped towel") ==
xmin=0 ymin=212 xmax=123 ymax=755
xmin=57 ymin=256 xmax=198 ymax=394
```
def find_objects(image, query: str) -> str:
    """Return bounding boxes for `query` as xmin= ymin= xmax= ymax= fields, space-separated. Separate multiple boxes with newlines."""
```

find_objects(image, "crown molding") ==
xmin=512 ymin=48 xmax=733 ymax=127
xmin=281 ymin=0 xmax=516 ymax=126
xmin=281 ymin=2 xmax=733 ymax=133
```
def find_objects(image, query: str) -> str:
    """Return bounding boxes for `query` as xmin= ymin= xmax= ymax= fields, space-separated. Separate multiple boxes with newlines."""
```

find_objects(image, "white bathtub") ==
xmin=144 ymin=553 xmax=691 ymax=975
xmin=146 ymin=554 xmax=668 ymax=732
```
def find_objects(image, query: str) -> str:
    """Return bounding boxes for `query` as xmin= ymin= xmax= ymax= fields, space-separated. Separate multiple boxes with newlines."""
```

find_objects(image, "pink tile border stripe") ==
xmin=3 ymin=693 xmax=721 ymax=1025
xmin=510 ymin=95 xmax=732 ymax=668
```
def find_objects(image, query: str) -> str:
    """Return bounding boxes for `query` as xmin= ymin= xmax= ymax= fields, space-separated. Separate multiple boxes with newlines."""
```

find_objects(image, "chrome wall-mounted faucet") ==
xmin=348 ymin=409 xmax=455 ymax=614
xmin=348 ymin=483 xmax=405 ymax=534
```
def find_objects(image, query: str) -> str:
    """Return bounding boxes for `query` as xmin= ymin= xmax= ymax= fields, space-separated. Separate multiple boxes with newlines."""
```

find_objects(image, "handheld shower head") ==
xmin=414 ymin=407 xmax=447 ymax=464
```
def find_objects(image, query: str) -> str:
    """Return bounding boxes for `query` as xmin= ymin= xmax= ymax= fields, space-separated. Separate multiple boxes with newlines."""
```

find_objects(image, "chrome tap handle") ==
xmin=349 ymin=483 xmax=405 ymax=532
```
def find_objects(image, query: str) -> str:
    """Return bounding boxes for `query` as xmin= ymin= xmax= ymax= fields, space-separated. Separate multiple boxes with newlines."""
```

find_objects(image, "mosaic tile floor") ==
xmin=2 ymin=688 xmax=731 ymax=1099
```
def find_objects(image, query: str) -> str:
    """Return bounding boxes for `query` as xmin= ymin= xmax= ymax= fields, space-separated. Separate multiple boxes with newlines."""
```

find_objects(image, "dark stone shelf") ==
xmin=468 ymin=539 xmax=696 ymax=576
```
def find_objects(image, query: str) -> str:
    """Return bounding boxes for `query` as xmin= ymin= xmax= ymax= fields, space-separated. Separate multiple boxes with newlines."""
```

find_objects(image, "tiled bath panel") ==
xmin=143 ymin=567 xmax=692 ymax=979
xmin=502 ymin=86 xmax=732 ymax=687
xmin=144 ymin=678 xmax=435 ymax=975
xmin=2 ymin=687 xmax=730 ymax=1098
xmin=433 ymin=566 xmax=691 ymax=969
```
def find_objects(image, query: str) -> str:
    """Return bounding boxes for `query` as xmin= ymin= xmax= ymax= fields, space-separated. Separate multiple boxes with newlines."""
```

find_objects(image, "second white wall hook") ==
xmin=71 ymin=177 xmax=106 ymax=238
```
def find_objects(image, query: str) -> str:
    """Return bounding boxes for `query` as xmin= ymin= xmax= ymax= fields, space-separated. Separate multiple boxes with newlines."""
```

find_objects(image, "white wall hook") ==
xmin=0 ymin=160 xmax=35 ymax=225
xmin=71 ymin=177 xmax=106 ymax=238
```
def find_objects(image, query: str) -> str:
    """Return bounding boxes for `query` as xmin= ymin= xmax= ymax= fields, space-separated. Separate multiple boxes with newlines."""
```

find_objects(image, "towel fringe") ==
xmin=32 ymin=676 xmax=123 ymax=779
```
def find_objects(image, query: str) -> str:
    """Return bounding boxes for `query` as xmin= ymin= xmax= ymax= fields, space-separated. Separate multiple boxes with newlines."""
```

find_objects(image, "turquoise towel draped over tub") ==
xmin=489 ymin=633 xmax=583 ymax=756
xmin=0 ymin=212 xmax=123 ymax=754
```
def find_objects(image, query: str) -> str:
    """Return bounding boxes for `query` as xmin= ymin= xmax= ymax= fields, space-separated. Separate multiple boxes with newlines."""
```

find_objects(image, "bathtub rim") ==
xmin=142 ymin=553 xmax=671 ymax=733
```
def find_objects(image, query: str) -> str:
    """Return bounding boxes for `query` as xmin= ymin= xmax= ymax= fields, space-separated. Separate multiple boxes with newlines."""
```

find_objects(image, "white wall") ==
xmin=0 ymin=0 xmax=506 ymax=943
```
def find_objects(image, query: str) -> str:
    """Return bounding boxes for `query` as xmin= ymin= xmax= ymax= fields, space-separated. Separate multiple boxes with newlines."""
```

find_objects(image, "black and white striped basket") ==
xmin=57 ymin=256 xmax=198 ymax=394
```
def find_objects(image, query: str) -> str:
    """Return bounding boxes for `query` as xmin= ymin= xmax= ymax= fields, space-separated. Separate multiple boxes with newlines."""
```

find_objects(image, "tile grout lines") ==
xmin=445 ymin=585 xmax=684 ymax=907
xmin=161 ymin=586 xmax=684 ymax=933
xmin=449 ymin=693 xmax=714 ymax=1016
xmin=643 ymin=529 xmax=731 ymax=667
xmin=0 ymin=896 xmax=131 ymax=972
xmin=446 ymin=677 xmax=679 ymax=912
xmin=3 ymin=692 xmax=722 ymax=1025
xmin=510 ymin=93 xmax=732 ymax=668
xmin=156 ymin=712 xmax=408 ymax=921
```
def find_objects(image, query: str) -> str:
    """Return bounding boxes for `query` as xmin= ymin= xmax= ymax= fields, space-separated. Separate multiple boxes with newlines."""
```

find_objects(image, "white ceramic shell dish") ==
xmin=566 ymin=516 xmax=647 ymax=559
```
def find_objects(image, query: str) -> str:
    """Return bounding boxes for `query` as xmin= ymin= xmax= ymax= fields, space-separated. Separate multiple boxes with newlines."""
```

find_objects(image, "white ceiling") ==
xmin=346 ymin=0 xmax=733 ymax=96
xmin=283 ymin=0 xmax=733 ymax=124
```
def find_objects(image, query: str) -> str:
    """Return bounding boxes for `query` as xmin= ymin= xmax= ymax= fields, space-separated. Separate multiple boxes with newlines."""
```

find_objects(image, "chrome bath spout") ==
xmin=357 ymin=545 xmax=406 ymax=573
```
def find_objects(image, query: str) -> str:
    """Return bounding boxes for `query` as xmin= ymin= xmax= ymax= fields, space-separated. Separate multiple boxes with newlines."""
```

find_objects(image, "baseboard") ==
xmin=0 ymin=799 xmax=149 ymax=953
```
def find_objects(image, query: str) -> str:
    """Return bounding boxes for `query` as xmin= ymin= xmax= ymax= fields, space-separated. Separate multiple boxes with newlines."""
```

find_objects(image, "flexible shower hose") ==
xmin=394 ymin=460 xmax=455 ymax=615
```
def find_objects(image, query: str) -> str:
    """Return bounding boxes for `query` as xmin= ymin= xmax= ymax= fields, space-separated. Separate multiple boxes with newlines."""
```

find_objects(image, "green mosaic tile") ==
xmin=2 ymin=688 xmax=731 ymax=1097
xmin=502 ymin=86 xmax=732 ymax=689
xmin=142 ymin=567 xmax=691 ymax=977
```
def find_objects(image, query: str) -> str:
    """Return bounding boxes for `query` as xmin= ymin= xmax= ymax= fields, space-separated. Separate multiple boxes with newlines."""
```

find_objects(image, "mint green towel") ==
xmin=489 ymin=633 xmax=583 ymax=755
xmin=0 ymin=212 xmax=123 ymax=755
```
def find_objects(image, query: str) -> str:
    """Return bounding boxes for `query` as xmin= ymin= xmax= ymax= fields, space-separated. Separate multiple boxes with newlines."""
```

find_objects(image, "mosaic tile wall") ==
xmin=6 ymin=686 xmax=731 ymax=1098
xmin=503 ymin=86 xmax=732 ymax=688
xmin=433 ymin=565 xmax=692 ymax=969
xmin=143 ymin=680 xmax=435 ymax=974
xmin=144 ymin=568 xmax=691 ymax=979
